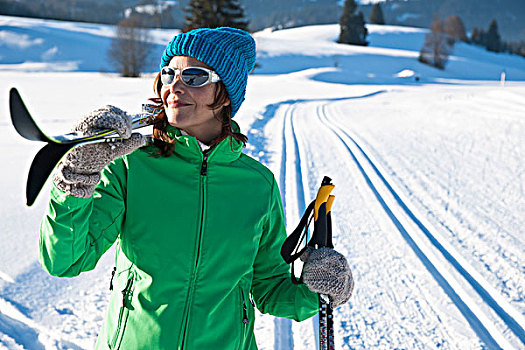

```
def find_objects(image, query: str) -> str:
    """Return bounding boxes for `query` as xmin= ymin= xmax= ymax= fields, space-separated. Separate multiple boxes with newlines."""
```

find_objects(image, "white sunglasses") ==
xmin=160 ymin=66 xmax=221 ymax=87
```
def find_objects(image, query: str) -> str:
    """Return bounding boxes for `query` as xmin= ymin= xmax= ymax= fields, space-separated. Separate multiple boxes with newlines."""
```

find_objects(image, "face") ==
xmin=161 ymin=56 xmax=230 ymax=142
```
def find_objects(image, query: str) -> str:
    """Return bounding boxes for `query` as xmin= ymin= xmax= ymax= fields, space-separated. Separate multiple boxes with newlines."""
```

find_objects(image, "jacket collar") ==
xmin=165 ymin=121 xmax=244 ymax=163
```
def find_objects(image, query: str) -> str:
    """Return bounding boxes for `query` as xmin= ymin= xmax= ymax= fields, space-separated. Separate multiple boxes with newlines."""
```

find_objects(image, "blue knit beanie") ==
xmin=160 ymin=27 xmax=256 ymax=117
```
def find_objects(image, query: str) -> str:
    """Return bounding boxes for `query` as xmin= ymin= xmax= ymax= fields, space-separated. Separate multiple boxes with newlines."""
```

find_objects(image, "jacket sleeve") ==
xmin=39 ymin=158 xmax=128 ymax=277
xmin=251 ymin=176 xmax=318 ymax=321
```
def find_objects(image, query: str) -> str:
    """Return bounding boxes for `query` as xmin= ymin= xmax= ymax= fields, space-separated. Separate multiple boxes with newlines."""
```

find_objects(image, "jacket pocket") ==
xmin=109 ymin=269 xmax=135 ymax=349
xmin=238 ymin=286 xmax=251 ymax=350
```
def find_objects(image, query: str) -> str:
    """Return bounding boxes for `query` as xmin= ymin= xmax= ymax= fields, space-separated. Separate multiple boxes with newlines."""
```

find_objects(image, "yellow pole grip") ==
xmin=314 ymin=184 xmax=335 ymax=220
xmin=326 ymin=195 xmax=335 ymax=214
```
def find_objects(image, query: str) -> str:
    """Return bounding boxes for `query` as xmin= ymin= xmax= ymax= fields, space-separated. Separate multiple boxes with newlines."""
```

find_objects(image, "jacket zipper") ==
xmin=200 ymin=153 xmax=208 ymax=176
xmin=242 ymin=295 xmax=249 ymax=325
xmin=240 ymin=287 xmax=249 ymax=350
xmin=196 ymin=153 xmax=208 ymax=264
xmin=109 ymin=240 xmax=121 ymax=291
xmin=110 ymin=272 xmax=134 ymax=349
xmin=109 ymin=266 xmax=116 ymax=291
xmin=180 ymin=153 xmax=208 ymax=349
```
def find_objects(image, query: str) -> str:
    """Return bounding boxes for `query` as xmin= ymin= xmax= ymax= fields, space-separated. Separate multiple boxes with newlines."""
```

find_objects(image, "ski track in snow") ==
xmin=274 ymin=103 xmax=298 ymax=350
xmin=330 ymin=92 xmax=525 ymax=317
xmin=317 ymin=101 xmax=524 ymax=348
xmin=251 ymin=90 xmax=525 ymax=349
xmin=280 ymin=103 xmax=316 ymax=350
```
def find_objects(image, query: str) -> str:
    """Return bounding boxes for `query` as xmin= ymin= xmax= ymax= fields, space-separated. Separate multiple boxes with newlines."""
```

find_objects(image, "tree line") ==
xmin=103 ymin=0 xmax=522 ymax=76
xmin=418 ymin=14 xmax=525 ymax=69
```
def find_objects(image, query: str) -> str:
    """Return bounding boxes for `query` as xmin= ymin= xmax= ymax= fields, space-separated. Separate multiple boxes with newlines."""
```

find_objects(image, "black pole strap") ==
xmin=280 ymin=199 xmax=315 ymax=264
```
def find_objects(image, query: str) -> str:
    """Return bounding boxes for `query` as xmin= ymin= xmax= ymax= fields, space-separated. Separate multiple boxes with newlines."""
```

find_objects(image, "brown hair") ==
xmin=149 ymin=72 xmax=248 ymax=157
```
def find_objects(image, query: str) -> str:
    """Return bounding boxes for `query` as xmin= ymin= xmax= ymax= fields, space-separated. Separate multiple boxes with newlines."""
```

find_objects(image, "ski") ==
xmin=28 ymin=143 xmax=76 ymax=207
xmin=9 ymin=88 xmax=158 ymax=145
xmin=9 ymin=88 xmax=160 ymax=206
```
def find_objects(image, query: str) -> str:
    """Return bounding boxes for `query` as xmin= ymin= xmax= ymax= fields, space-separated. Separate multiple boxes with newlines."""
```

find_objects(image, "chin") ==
xmin=167 ymin=119 xmax=182 ymax=127
xmin=166 ymin=112 xmax=183 ymax=126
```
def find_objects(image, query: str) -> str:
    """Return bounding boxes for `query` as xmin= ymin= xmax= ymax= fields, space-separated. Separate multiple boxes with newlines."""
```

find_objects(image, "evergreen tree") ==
xmin=485 ymin=19 xmax=502 ymax=52
xmin=369 ymin=3 xmax=385 ymax=25
xmin=444 ymin=15 xmax=467 ymax=42
xmin=220 ymin=0 xmax=249 ymax=30
xmin=470 ymin=27 xmax=480 ymax=44
xmin=470 ymin=27 xmax=486 ymax=47
xmin=338 ymin=0 xmax=368 ymax=46
xmin=184 ymin=0 xmax=215 ymax=31
xmin=184 ymin=0 xmax=249 ymax=32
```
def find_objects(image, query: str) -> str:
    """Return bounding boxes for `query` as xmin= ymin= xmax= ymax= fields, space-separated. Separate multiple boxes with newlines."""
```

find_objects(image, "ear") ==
xmin=223 ymin=98 xmax=231 ymax=107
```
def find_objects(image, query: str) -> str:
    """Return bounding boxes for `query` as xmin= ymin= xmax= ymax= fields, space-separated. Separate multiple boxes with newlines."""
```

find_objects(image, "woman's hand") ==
xmin=54 ymin=105 xmax=146 ymax=198
xmin=301 ymin=247 xmax=354 ymax=307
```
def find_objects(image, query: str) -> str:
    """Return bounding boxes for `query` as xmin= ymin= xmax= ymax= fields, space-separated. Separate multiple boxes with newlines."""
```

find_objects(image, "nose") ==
xmin=169 ymin=74 xmax=185 ymax=93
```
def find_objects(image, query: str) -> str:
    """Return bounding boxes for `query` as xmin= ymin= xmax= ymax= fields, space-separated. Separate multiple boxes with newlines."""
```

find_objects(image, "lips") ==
xmin=167 ymin=100 xmax=191 ymax=108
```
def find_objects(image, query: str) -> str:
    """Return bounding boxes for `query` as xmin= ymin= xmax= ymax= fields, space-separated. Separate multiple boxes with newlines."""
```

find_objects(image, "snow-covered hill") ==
xmin=2 ymin=15 xmax=525 ymax=81
xmin=0 ymin=15 xmax=524 ymax=350
xmin=0 ymin=15 xmax=175 ymax=72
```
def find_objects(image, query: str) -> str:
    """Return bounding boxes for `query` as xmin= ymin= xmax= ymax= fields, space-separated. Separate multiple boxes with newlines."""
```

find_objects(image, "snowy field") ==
xmin=1 ymin=15 xmax=525 ymax=349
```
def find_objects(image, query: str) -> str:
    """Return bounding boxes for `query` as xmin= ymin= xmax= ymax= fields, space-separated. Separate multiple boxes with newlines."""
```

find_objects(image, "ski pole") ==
xmin=280 ymin=176 xmax=336 ymax=350
xmin=309 ymin=176 xmax=336 ymax=350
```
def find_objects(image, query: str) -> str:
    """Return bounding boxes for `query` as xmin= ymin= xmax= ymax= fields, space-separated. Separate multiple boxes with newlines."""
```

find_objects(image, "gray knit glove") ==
xmin=301 ymin=247 xmax=354 ymax=307
xmin=53 ymin=105 xmax=146 ymax=198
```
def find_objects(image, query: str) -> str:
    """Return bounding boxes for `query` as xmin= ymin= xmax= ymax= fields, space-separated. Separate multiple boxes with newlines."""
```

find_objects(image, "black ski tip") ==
xmin=9 ymin=87 xmax=18 ymax=99
xmin=9 ymin=87 xmax=49 ymax=143
xmin=9 ymin=88 xmax=22 ymax=124
xmin=9 ymin=87 xmax=19 ymax=98
xmin=9 ymin=87 xmax=23 ymax=119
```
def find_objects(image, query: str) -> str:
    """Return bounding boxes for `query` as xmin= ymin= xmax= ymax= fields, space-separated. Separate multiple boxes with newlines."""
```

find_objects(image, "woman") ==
xmin=40 ymin=27 xmax=353 ymax=349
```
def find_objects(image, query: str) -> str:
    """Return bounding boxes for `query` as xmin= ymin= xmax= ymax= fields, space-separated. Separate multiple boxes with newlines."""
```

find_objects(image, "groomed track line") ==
xmin=275 ymin=103 xmax=298 ymax=350
xmin=279 ymin=103 xmax=323 ymax=350
xmin=315 ymin=101 xmax=525 ymax=349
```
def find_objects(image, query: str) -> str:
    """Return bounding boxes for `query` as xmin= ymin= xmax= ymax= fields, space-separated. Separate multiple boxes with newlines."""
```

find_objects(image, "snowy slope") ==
xmin=0 ymin=15 xmax=175 ymax=72
xmin=1 ymin=16 xmax=524 ymax=349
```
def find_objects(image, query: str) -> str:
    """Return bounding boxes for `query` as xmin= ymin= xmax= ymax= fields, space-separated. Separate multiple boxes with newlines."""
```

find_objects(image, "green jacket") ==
xmin=39 ymin=124 xmax=318 ymax=349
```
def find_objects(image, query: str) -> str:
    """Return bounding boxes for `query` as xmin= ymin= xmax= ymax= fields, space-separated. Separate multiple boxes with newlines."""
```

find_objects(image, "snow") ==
xmin=125 ymin=1 xmax=177 ymax=18
xmin=396 ymin=13 xmax=422 ymax=22
xmin=1 ymin=15 xmax=525 ymax=349
xmin=394 ymin=69 xmax=416 ymax=77
xmin=0 ymin=15 xmax=176 ymax=72
xmin=0 ymin=31 xmax=44 ymax=49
